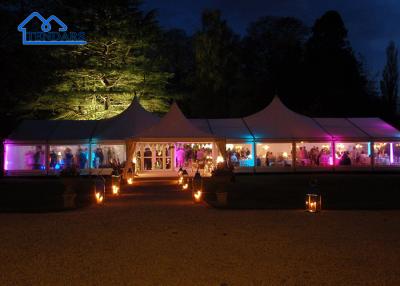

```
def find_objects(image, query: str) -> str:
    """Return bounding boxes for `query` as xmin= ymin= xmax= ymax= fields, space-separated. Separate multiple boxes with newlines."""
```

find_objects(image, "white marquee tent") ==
xmin=4 ymin=96 xmax=400 ymax=175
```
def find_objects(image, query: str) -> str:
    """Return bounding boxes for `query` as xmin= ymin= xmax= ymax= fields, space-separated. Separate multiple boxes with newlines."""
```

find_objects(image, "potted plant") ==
xmin=211 ymin=163 xmax=234 ymax=206
xmin=216 ymin=187 xmax=228 ymax=206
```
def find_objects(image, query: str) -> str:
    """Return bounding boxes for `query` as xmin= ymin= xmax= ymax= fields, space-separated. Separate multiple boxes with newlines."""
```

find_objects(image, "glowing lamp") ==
xmin=193 ymin=190 xmax=202 ymax=203
xmin=112 ymin=185 xmax=119 ymax=195
xmin=216 ymin=156 xmax=224 ymax=164
xmin=180 ymin=169 xmax=189 ymax=191
xmin=95 ymin=191 xmax=104 ymax=204
xmin=192 ymin=170 xmax=202 ymax=201
xmin=111 ymin=175 xmax=121 ymax=195
xmin=337 ymin=143 xmax=345 ymax=150
xmin=305 ymin=194 xmax=321 ymax=213
xmin=127 ymin=167 xmax=134 ymax=185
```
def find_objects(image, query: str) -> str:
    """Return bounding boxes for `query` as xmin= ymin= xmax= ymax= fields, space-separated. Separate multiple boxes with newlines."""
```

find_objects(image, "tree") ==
xmin=241 ymin=16 xmax=308 ymax=114
xmin=0 ymin=0 xmax=58 ymax=120
xmin=304 ymin=10 xmax=371 ymax=116
xmin=29 ymin=0 xmax=172 ymax=119
xmin=380 ymin=41 xmax=399 ymax=117
xmin=191 ymin=9 xmax=241 ymax=117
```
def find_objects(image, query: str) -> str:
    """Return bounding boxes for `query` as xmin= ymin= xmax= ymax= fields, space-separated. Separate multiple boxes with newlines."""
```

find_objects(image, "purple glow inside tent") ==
xmin=4 ymin=144 xmax=9 ymax=171
xmin=4 ymin=144 xmax=46 ymax=171
xmin=390 ymin=143 xmax=394 ymax=164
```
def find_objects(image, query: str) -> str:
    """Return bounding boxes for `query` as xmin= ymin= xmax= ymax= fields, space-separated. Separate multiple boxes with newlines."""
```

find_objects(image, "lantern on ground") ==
xmin=193 ymin=190 xmax=202 ymax=203
xmin=305 ymin=194 xmax=321 ymax=213
xmin=181 ymin=169 xmax=189 ymax=191
xmin=127 ymin=167 xmax=134 ymax=185
xmin=192 ymin=170 xmax=203 ymax=203
xmin=95 ymin=191 xmax=104 ymax=204
xmin=111 ymin=175 xmax=120 ymax=195
xmin=94 ymin=178 xmax=105 ymax=204
xmin=178 ymin=167 xmax=184 ymax=185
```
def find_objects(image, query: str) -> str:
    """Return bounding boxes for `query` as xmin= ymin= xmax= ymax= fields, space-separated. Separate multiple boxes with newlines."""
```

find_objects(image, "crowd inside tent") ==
xmin=4 ymin=97 xmax=400 ymax=177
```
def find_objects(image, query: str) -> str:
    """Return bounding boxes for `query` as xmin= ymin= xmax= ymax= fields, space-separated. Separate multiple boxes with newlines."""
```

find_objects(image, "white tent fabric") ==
xmin=243 ymin=96 xmax=331 ymax=141
xmin=6 ymin=120 xmax=59 ymax=143
xmin=92 ymin=97 xmax=159 ymax=141
xmin=348 ymin=118 xmax=400 ymax=140
xmin=313 ymin=118 xmax=370 ymax=140
xmin=135 ymin=102 xmax=215 ymax=141
xmin=6 ymin=97 xmax=400 ymax=145
xmin=208 ymin=118 xmax=253 ymax=140
xmin=48 ymin=120 xmax=98 ymax=143
xmin=189 ymin=119 xmax=212 ymax=134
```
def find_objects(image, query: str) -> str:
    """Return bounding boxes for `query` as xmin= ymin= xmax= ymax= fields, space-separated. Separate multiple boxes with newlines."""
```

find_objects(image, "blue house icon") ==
xmin=17 ymin=12 xmax=86 ymax=45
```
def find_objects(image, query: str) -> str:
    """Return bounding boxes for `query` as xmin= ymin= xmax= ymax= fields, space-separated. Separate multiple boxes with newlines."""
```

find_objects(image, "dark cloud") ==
xmin=143 ymin=0 xmax=400 ymax=74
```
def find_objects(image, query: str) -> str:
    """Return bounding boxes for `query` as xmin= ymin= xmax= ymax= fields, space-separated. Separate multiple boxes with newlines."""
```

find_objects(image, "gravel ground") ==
xmin=0 ymin=183 xmax=400 ymax=286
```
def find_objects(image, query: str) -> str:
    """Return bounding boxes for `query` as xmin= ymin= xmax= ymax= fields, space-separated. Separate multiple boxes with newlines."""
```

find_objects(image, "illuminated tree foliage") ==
xmin=29 ymin=0 xmax=172 ymax=119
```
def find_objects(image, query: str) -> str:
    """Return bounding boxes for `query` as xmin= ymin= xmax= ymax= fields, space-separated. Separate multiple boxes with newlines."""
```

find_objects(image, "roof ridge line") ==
xmin=241 ymin=117 xmax=255 ymax=140
xmin=205 ymin=119 xmax=214 ymax=134
xmin=345 ymin=118 xmax=372 ymax=139
xmin=310 ymin=118 xmax=334 ymax=140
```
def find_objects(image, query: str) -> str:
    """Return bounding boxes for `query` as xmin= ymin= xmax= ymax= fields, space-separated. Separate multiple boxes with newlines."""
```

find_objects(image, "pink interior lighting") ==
xmin=390 ymin=143 xmax=394 ymax=164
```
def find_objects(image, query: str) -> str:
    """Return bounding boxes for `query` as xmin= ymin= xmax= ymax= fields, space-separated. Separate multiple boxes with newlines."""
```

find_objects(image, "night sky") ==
xmin=143 ymin=0 xmax=400 ymax=76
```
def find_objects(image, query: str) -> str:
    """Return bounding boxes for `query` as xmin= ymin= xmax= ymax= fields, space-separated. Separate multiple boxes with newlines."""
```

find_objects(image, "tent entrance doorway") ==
xmin=135 ymin=142 xmax=216 ymax=176
xmin=136 ymin=143 xmax=174 ymax=172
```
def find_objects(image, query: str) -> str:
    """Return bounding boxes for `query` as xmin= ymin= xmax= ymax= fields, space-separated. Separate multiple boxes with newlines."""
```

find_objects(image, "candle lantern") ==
xmin=127 ymin=167 xmax=134 ymax=185
xmin=193 ymin=190 xmax=202 ymax=203
xmin=111 ymin=175 xmax=120 ymax=195
xmin=305 ymin=194 xmax=321 ymax=213
xmin=178 ymin=167 xmax=184 ymax=185
xmin=181 ymin=169 xmax=189 ymax=191
xmin=192 ymin=170 xmax=203 ymax=203
xmin=95 ymin=191 xmax=104 ymax=204
xmin=94 ymin=178 xmax=105 ymax=204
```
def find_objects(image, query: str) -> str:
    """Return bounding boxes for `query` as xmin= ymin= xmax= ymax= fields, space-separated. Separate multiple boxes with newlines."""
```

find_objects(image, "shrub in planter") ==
xmin=216 ymin=187 xmax=228 ymax=206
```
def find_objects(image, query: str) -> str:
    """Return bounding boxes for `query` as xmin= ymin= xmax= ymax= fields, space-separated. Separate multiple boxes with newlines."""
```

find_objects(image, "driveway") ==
xmin=0 ymin=181 xmax=399 ymax=285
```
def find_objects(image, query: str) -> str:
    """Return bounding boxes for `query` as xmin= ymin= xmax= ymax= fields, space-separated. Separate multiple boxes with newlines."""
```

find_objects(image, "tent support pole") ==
xmin=292 ymin=142 xmax=296 ymax=172
xmin=370 ymin=142 xmax=375 ymax=171
xmin=331 ymin=141 xmax=336 ymax=172
xmin=253 ymin=140 xmax=256 ymax=174
xmin=88 ymin=142 xmax=92 ymax=175
xmin=45 ymin=143 xmax=49 ymax=176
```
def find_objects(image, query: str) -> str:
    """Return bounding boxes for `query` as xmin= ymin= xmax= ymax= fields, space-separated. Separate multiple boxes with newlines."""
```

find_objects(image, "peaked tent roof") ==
xmin=313 ymin=118 xmax=370 ymax=140
xmin=92 ymin=97 xmax=160 ymax=141
xmin=189 ymin=119 xmax=213 ymax=134
xmin=6 ymin=120 xmax=60 ymax=143
xmin=208 ymin=118 xmax=254 ymax=140
xmin=243 ymin=96 xmax=331 ymax=141
xmin=48 ymin=120 xmax=98 ymax=143
xmin=135 ymin=102 xmax=215 ymax=141
xmin=348 ymin=118 xmax=400 ymax=140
